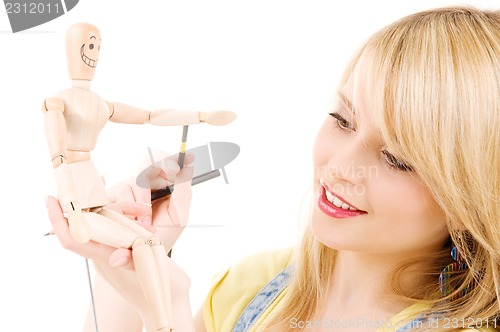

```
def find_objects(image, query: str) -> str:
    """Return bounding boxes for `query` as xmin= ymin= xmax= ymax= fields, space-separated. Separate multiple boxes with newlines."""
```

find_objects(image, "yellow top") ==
xmin=203 ymin=248 xmax=496 ymax=332
xmin=203 ymin=248 xmax=293 ymax=332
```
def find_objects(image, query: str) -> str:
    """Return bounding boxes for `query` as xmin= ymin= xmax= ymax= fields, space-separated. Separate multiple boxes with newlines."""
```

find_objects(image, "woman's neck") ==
xmin=330 ymin=251 xmax=399 ymax=306
xmin=318 ymin=250 xmax=424 ymax=327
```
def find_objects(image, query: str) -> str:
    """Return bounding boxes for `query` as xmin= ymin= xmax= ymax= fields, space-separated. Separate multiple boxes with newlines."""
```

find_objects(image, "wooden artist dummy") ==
xmin=42 ymin=22 xmax=235 ymax=332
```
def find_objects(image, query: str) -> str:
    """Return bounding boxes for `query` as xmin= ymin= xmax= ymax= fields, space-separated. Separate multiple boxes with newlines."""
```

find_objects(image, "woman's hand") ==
xmin=46 ymin=149 xmax=194 ymax=265
xmin=47 ymin=196 xmax=193 ymax=331
xmin=105 ymin=153 xmax=194 ymax=267
xmin=45 ymin=152 xmax=196 ymax=331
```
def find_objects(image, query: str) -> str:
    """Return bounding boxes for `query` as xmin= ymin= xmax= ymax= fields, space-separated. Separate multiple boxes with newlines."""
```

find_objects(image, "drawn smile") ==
xmin=80 ymin=44 xmax=97 ymax=68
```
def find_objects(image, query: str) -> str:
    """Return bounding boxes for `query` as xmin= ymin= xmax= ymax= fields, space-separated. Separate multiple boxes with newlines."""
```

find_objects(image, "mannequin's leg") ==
xmin=132 ymin=238 xmax=172 ymax=332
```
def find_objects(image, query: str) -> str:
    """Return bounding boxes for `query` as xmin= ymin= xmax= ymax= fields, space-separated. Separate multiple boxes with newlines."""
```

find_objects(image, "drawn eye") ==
xmin=89 ymin=44 xmax=94 ymax=50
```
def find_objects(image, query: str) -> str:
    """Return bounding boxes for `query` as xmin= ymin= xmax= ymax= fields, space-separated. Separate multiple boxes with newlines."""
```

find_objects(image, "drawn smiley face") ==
xmin=80 ymin=34 xmax=101 ymax=68
xmin=66 ymin=23 xmax=101 ymax=80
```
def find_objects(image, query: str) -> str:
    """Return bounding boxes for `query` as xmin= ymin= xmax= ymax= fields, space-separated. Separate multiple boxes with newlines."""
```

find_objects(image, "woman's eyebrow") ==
xmin=337 ymin=91 xmax=357 ymax=116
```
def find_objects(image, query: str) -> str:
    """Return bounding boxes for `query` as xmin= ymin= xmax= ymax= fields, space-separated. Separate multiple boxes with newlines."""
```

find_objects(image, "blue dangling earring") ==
xmin=439 ymin=247 xmax=468 ymax=298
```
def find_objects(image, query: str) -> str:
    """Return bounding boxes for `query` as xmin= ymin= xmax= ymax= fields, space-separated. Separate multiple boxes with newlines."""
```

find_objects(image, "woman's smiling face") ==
xmin=311 ymin=56 xmax=450 ymax=256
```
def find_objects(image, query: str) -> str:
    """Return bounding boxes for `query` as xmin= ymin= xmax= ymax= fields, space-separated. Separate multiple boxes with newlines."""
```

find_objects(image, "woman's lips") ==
xmin=317 ymin=186 xmax=367 ymax=219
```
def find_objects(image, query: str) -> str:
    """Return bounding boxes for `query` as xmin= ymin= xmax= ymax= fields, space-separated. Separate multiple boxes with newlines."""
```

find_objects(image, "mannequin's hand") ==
xmin=204 ymin=110 xmax=236 ymax=126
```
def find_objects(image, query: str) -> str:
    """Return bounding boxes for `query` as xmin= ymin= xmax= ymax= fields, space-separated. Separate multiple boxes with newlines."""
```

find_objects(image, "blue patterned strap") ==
xmin=231 ymin=265 xmax=426 ymax=332
xmin=395 ymin=316 xmax=426 ymax=331
xmin=232 ymin=266 xmax=292 ymax=332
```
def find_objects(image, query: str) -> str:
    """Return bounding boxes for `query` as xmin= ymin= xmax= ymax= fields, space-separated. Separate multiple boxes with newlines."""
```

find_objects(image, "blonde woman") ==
xmin=47 ymin=6 xmax=500 ymax=332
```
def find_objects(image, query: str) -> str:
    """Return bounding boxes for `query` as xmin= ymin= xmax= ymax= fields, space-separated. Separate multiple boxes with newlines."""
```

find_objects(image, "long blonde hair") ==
xmin=266 ymin=7 xmax=500 ymax=331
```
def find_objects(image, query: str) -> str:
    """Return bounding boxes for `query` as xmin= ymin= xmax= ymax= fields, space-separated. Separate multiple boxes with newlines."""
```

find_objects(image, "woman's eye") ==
xmin=329 ymin=112 xmax=355 ymax=131
xmin=382 ymin=150 xmax=413 ymax=172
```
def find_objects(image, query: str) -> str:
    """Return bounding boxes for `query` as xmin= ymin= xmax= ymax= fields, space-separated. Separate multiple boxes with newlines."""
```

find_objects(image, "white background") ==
xmin=0 ymin=0 xmax=497 ymax=330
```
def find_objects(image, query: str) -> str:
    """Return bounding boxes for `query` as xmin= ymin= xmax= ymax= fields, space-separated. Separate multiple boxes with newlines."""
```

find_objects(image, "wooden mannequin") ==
xmin=43 ymin=23 xmax=235 ymax=332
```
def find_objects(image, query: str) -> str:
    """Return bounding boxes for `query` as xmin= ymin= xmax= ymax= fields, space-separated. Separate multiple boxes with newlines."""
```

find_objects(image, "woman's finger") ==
xmin=129 ymin=152 xmax=192 ymax=215
xmin=108 ymin=248 xmax=133 ymax=268
xmin=107 ymin=182 xmax=136 ymax=204
xmin=167 ymin=166 xmax=194 ymax=228
xmin=105 ymin=201 xmax=151 ymax=219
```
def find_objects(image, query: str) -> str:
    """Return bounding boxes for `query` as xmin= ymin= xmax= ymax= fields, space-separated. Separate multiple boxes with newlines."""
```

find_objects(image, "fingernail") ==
xmin=141 ymin=215 xmax=152 ymax=225
xmin=165 ymin=159 xmax=180 ymax=171
xmin=111 ymin=256 xmax=129 ymax=267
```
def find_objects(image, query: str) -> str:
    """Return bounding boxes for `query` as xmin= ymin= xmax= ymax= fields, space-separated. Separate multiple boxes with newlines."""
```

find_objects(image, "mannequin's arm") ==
xmin=43 ymin=97 xmax=67 ymax=168
xmin=108 ymin=102 xmax=236 ymax=126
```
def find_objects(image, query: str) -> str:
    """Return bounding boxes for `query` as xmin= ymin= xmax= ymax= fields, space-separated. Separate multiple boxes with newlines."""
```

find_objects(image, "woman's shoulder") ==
xmin=209 ymin=246 xmax=293 ymax=300
xmin=224 ymin=246 xmax=294 ymax=280
xmin=203 ymin=247 xmax=294 ymax=332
